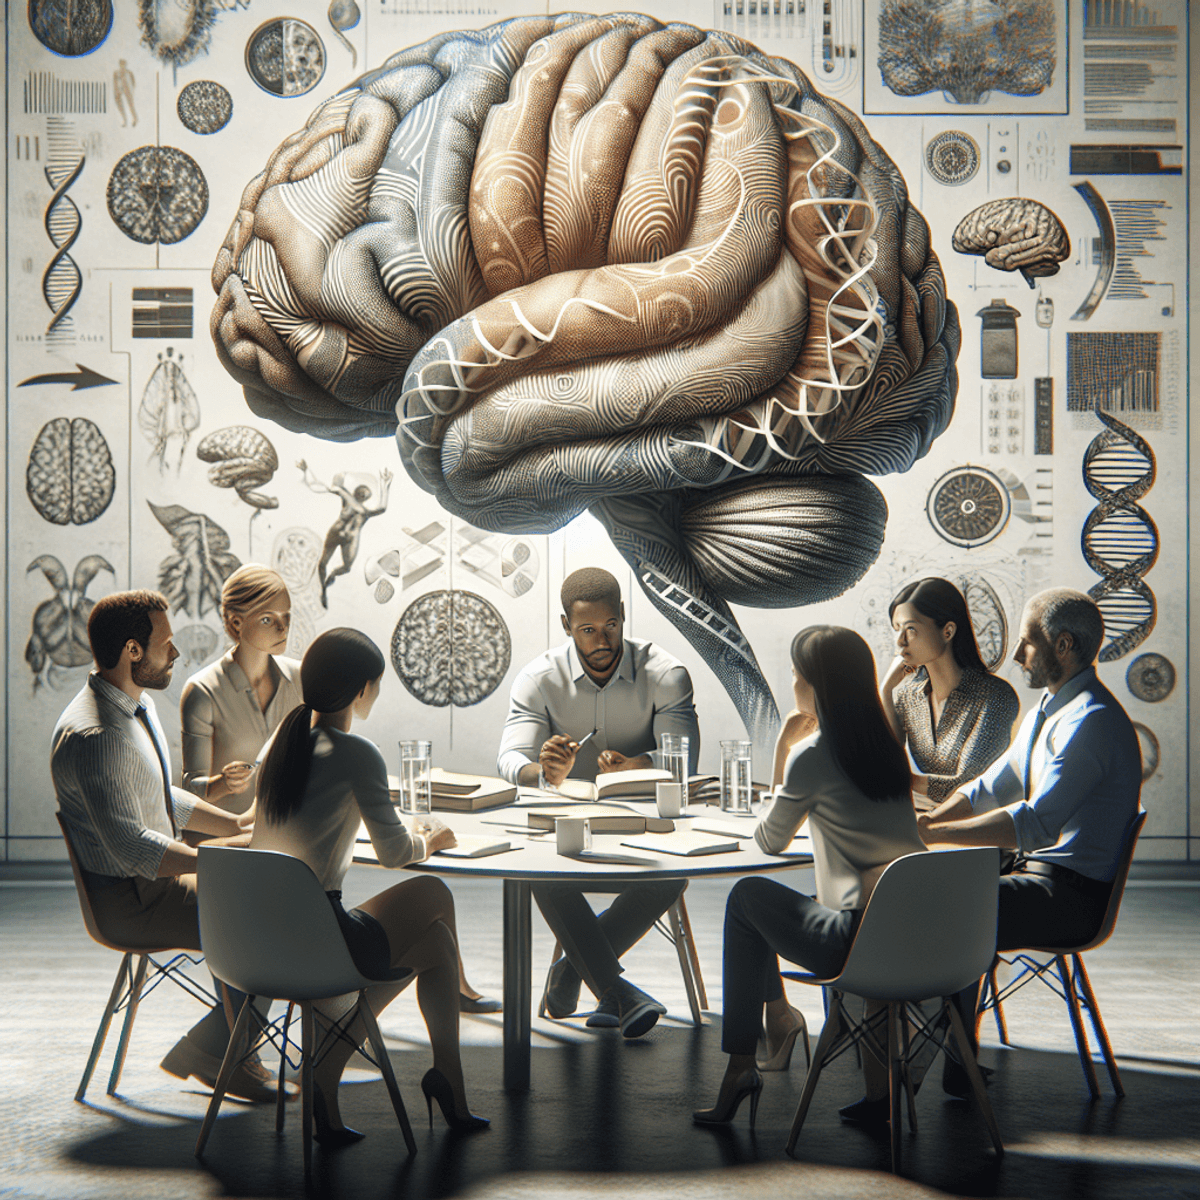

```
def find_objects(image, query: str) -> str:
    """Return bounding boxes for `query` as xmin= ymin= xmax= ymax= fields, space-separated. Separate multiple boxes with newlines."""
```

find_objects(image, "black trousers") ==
xmin=721 ymin=876 xmax=861 ymax=1056
xmin=953 ymin=866 xmax=1113 ymax=1052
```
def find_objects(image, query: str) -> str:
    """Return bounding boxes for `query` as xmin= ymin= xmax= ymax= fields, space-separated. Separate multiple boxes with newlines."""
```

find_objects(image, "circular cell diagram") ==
xmin=27 ymin=417 xmax=116 ymax=525
xmin=1133 ymin=722 xmax=1159 ymax=782
xmin=28 ymin=0 xmax=112 ymax=57
xmin=391 ymin=590 xmax=511 ymax=708
xmin=1126 ymin=652 xmax=1175 ymax=703
xmin=927 ymin=466 xmax=1011 ymax=548
xmin=107 ymin=146 xmax=209 ymax=244
xmin=177 ymin=80 xmax=233 ymax=134
xmin=246 ymin=19 xmax=326 ymax=96
xmin=925 ymin=131 xmax=980 ymax=186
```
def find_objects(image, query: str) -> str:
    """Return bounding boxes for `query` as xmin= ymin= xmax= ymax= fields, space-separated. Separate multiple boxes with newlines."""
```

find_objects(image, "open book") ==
xmin=524 ymin=803 xmax=675 ymax=835
xmin=620 ymin=831 xmax=741 ymax=857
xmin=542 ymin=769 xmax=718 ymax=803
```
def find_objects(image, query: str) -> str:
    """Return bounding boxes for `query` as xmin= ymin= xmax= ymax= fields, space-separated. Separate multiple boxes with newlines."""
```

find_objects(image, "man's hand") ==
xmin=414 ymin=816 xmax=456 ymax=856
xmin=596 ymin=749 xmax=630 ymax=773
xmin=539 ymin=735 xmax=578 ymax=787
xmin=208 ymin=829 xmax=253 ymax=849
xmin=221 ymin=760 xmax=254 ymax=795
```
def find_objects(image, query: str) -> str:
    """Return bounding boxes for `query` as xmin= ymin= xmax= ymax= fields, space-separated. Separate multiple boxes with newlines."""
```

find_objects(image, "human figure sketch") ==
xmin=297 ymin=460 xmax=392 ymax=608
xmin=113 ymin=60 xmax=137 ymax=127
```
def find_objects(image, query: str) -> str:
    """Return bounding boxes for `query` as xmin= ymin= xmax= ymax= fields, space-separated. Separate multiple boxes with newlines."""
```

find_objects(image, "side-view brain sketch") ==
xmin=211 ymin=13 xmax=959 ymax=740
xmin=196 ymin=425 xmax=280 ymax=510
xmin=952 ymin=198 xmax=1070 ymax=286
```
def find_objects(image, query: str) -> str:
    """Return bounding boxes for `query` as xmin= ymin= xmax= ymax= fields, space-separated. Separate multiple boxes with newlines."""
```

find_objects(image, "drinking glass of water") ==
xmin=720 ymin=740 xmax=754 ymax=814
xmin=399 ymin=740 xmax=432 ymax=815
xmin=660 ymin=733 xmax=689 ymax=810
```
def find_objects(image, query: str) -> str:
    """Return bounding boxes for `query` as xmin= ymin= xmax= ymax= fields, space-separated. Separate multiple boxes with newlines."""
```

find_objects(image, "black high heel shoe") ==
xmin=692 ymin=1069 xmax=764 ymax=1128
xmin=311 ymin=1084 xmax=366 ymax=1147
xmin=419 ymin=1068 xmax=490 ymax=1132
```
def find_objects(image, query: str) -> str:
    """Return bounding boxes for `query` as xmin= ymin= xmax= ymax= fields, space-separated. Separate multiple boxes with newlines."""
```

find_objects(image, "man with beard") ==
xmin=917 ymin=588 xmax=1142 ymax=1096
xmin=497 ymin=568 xmax=699 ymax=1038
xmin=52 ymin=590 xmax=287 ymax=1102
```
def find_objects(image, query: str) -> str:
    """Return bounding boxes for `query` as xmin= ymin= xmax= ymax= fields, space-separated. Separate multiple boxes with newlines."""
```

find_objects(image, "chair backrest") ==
xmin=57 ymin=812 xmax=116 ymax=949
xmin=1036 ymin=808 xmax=1148 ymax=955
xmin=832 ymin=848 xmax=1000 ymax=1002
xmin=197 ymin=846 xmax=391 ymax=1000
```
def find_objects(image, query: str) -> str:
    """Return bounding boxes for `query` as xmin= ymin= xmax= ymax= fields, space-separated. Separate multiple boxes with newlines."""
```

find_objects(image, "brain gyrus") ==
xmin=212 ymin=13 xmax=958 ymax=738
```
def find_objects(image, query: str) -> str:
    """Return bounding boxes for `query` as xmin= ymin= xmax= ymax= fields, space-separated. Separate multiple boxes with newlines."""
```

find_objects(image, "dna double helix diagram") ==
xmin=42 ymin=117 xmax=84 ymax=340
xmin=1081 ymin=408 xmax=1158 ymax=662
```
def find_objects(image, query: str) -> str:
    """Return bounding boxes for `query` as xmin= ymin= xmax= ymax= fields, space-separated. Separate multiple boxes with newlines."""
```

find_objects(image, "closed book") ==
xmin=435 ymin=836 xmax=514 ymax=858
xmin=620 ymin=831 xmax=741 ymax=857
xmin=525 ymin=804 xmax=675 ymax=834
xmin=387 ymin=771 xmax=517 ymax=812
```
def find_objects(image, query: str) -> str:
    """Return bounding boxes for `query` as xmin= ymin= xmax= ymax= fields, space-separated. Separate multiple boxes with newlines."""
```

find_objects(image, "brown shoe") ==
xmin=161 ymin=1034 xmax=298 ymax=1104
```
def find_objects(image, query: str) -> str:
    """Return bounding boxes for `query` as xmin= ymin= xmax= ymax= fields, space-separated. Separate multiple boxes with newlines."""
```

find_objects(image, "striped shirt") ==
xmin=52 ymin=673 xmax=198 ymax=879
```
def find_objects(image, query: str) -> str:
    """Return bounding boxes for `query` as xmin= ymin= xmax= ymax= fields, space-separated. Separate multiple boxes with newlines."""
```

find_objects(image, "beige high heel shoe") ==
xmin=757 ymin=1005 xmax=811 ymax=1072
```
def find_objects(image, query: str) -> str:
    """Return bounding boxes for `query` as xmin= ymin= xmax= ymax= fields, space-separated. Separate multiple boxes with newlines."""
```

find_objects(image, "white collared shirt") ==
xmin=496 ymin=638 xmax=699 ymax=784
xmin=52 ymin=674 xmax=198 ymax=879
xmin=962 ymin=667 xmax=1143 ymax=881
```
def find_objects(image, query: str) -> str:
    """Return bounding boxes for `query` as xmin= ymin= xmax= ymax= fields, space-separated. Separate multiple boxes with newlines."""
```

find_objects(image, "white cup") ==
xmin=556 ymin=816 xmax=591 ymax=855
xmin=656 ymin=781 xmax=683 ymax=819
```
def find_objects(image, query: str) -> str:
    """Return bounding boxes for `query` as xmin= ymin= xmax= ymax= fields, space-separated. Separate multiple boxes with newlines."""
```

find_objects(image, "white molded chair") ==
xmin=194 ymin=846 xmax=417 ymax=1176
xmin=979 ymin=810 xmax=1147 ymax=1098
xmin=782 ymin=848 xmax=1004 ymax=1174
xmin=57 ymin=813 xmax=216 ymax=1101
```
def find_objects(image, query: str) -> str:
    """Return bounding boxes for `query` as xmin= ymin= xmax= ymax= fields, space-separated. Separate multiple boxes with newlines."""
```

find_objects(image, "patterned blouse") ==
xmin=894 ymin=666 xmax=1020 ymax=807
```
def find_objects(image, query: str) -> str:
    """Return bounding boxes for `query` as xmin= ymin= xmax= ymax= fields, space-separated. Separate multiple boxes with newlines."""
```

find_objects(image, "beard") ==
xmin=1022 ymin=652 xmax=1064 ymax=689
xmin=132 ymin=657 xmax=173 ymax=690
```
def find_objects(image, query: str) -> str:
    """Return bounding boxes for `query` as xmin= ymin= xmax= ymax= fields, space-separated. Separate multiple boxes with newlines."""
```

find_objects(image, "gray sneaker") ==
xmin=585 ymin=989 xmax=621 ymax=1028
xmin=543 ymin=957 xmax=582 ymax=1019
xmin=611 ymin=979 xmax=667 ymax=1039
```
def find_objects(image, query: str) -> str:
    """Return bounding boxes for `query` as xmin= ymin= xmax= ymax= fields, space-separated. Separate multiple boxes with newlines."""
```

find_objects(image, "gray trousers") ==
xmin=532 ymin=878 xmax=686 ymax=997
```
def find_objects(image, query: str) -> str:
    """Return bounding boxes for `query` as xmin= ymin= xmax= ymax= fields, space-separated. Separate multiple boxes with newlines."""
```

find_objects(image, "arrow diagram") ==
xmin=18 ymin=364 xmax=119 ymax=391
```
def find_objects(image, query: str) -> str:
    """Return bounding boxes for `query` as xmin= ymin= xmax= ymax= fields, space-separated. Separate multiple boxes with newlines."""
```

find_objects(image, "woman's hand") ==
xmin=414 ymin=816 xmax=457 ymax=856
xmin=780 ymin=709 xmax=817 ymax=745
xmin=881 ymin=655 xmax=913 ymax=693
xmin=221 ymin=761 xmax=254 ymax=795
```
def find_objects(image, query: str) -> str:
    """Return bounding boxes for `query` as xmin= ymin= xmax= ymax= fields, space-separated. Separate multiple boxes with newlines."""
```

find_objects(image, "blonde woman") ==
xmin=181 ymin=565 xmax=498 ymax=1012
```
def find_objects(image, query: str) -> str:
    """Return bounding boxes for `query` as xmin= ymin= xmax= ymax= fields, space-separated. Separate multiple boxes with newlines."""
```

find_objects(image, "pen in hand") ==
xmin=574 ymin=728 xmax=597 ymax=750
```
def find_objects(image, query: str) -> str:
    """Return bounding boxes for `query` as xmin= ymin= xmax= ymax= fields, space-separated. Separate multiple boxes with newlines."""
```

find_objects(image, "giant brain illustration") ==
xmin=212 ymin=13 xmax=960 ymax=741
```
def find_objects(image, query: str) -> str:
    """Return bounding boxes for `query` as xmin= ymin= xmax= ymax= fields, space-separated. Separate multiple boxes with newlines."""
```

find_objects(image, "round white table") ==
xmin=357 ymin=797 xmax=814 ymax=1090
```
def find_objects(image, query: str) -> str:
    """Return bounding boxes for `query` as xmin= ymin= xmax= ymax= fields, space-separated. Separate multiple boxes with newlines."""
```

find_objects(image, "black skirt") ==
xmin=325 ymin=890 xmax=393 ymax=980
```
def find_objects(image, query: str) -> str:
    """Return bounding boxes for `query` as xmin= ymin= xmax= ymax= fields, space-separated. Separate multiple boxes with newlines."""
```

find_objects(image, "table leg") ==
xmin=502 ymin=878 xmax=532 ymax=1091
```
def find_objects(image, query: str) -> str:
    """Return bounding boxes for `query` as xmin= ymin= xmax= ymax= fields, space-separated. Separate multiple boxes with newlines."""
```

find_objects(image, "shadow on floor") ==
xmin=64 ymin=1024 xmax=1200 ymax=1200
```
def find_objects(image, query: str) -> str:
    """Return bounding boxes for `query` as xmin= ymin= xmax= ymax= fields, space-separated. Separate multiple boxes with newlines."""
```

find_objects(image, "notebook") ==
xmin=619 ymin=831 xmax=741 ymax=857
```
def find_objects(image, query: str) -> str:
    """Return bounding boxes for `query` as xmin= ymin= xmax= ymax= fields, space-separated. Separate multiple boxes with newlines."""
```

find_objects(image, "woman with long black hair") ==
xmin=881 ymin=577 xmax=1019 ymax=811
xmin=250 ymin=628 xmax=487 ymax=1142
xmin=694 ymin=625 xmax=926 ymax=1128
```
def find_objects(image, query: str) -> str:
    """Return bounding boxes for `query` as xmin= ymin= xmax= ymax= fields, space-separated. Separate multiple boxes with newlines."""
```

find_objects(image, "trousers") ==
xmin=531 ymin=878 xmax=686 ymax=996
xmin=721 ymin=875 xmax=861 ymax=1056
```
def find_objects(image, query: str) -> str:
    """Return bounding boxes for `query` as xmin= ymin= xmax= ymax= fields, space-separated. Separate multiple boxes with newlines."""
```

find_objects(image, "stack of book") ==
xmin=387 ymin=770 xmax=517 ymax=812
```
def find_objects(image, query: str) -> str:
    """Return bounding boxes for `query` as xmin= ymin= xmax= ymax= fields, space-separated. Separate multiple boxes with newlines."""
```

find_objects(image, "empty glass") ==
xmin=398 ymin=740 xmax=432 ymax=815
xmin=720 ymin=740 xmax=754 ymax=814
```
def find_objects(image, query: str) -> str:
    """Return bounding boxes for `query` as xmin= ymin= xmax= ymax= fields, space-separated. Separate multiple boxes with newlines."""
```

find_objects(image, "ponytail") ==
xmin=259 ymin=704 xmax=315 ymax=825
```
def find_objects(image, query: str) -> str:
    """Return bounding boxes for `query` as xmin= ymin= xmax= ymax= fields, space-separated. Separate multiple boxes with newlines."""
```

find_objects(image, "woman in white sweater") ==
xmin=694 ymin=625 xmax=925 ymax=1128
xmin=250 ymin=628 xmax=487 ymax=1142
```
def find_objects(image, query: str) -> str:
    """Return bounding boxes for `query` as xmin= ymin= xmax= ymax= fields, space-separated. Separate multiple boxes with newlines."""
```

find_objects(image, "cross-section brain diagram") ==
xmin=211 ymin=13 xmax=959 ymax=739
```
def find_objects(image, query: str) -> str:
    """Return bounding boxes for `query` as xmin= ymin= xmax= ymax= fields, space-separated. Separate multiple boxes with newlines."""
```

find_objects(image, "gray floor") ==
xmin=2 ymin=867 xmax=1197 ymax=1199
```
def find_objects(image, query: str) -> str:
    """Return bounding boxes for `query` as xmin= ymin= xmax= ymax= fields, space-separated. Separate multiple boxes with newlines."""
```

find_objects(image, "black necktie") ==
xmin=135 ymin=703 xmax=177 ymax=838
xmin=1023 ymin=701 xmax=1050 ymax=798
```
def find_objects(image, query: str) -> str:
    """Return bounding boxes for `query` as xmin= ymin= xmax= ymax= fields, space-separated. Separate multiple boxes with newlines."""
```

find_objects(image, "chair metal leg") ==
xmin=899 ymin=1006 xmax=919 ymax=1136
xmin=786 ymin=993 xmax=845 ymax=1157
xmin=301 ymin=1004 xmax=315 ymax=1181
xmin=677 ymin=895 xmax=708 ymax=1011
xmin=277 ymin=1001 xmax=296 ymax=1132
xmin=1071 ymin=953 xmax=1124 ymax=1097
xmin=946 ymin=1002 xmax=1004 ymax=1159
xmin=76 ymin=953 xmax=133 ymax=1102
xmin=887 ymin=1003 xmax=904 ymax=1174
xmin=359 ymin=995 xmax=417 ymax=1157
xmin=195 ymin=994 xmax=257 ymax=1157
xmin=1057 ymin=955 xmax=1100 ymax=1099
xmin=667 ymin=902 xmax=704 ymax=1027
xmin=988 ymin=958 xmax=1010 ymax=1045
xmin=107 ymin=954 xmax=150 ymax=1095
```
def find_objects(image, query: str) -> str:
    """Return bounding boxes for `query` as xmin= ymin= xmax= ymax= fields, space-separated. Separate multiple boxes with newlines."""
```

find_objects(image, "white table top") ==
xmin=355 ymin=796 xmax=814 ymax=883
